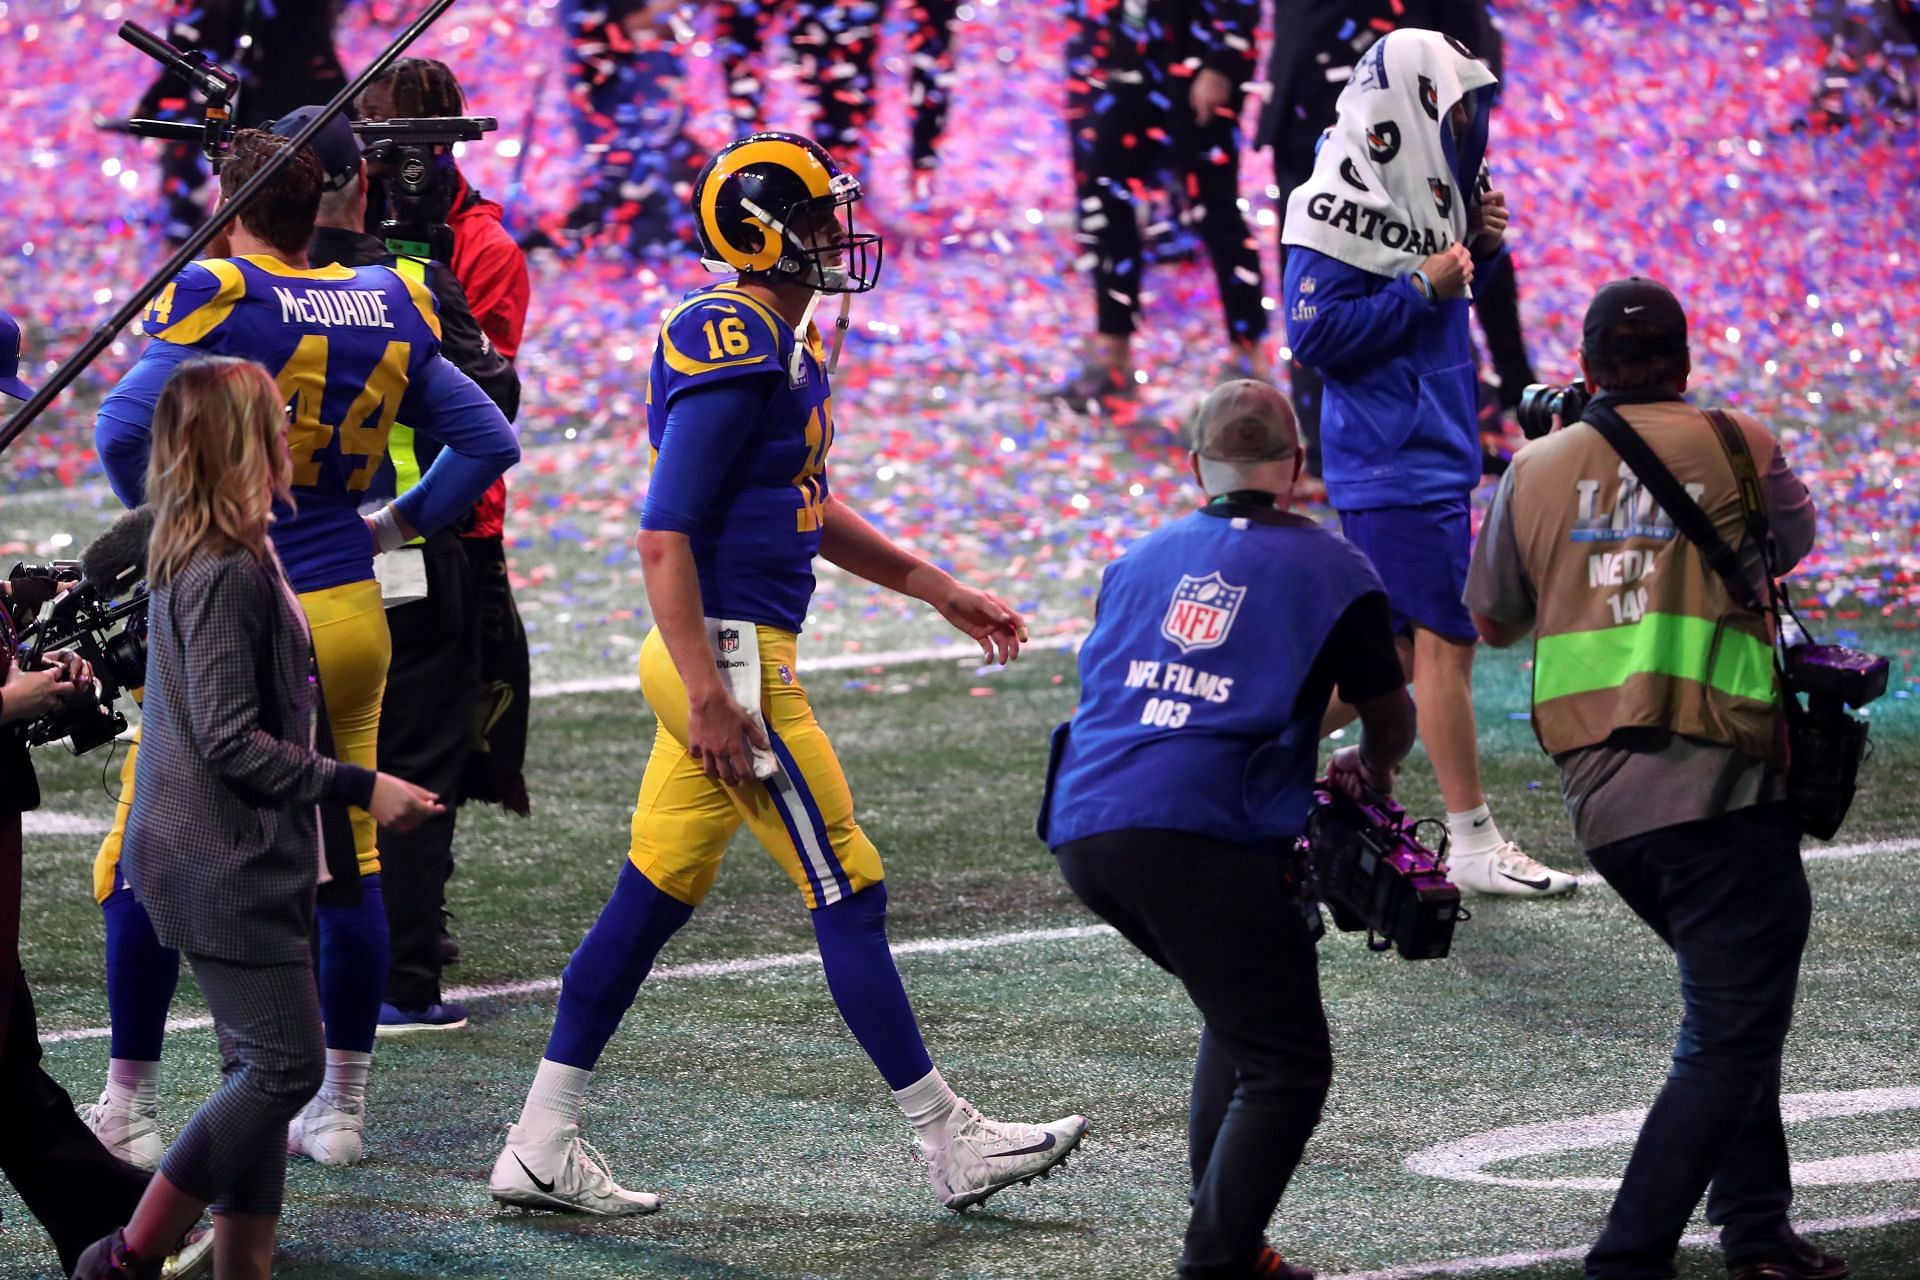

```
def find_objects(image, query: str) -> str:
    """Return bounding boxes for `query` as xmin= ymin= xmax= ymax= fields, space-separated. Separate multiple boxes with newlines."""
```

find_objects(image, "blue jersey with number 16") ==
xmin=640 ymin=285 xmax=835 ymax=633
xmin=95 ymin=254 xmax=518 ymax=594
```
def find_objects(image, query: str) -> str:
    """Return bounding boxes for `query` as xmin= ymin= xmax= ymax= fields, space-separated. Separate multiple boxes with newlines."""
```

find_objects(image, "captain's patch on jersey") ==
xmin=1160 ymin=572 xmax=1246 ymax=653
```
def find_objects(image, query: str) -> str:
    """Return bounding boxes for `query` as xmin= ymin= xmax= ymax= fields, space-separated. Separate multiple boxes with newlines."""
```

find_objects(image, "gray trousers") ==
xmin=161 ymin=954 xmax=323 ymax=1217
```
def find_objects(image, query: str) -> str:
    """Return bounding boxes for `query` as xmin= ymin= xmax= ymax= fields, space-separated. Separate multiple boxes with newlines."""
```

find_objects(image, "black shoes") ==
xmin=1727 ymin=1236 xmax=1849 ymax=1280
xmin=70 ymin=1230 xmax=161 ymax=1280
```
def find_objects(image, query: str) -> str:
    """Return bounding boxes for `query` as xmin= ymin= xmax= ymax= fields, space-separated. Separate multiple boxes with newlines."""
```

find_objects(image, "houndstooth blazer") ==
xmin=122 ymin=548 xmax=369 ymax=965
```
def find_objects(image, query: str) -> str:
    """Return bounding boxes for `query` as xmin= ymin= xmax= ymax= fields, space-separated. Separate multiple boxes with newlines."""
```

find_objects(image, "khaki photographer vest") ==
xmin=1506 ymin=400 xmax=1782 ymax=763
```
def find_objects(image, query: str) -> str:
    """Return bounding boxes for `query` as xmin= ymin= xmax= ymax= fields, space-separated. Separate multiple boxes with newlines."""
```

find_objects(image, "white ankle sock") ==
xmin=105 ymin=1058 xmax=159 ymax=1112
xmin=519 ymin=1059 xmax=593 ymax=1134
xmin=323 ymin=1049 xmax=373 ymax=1109
xmin=893 ymin=1067 xmax=960 ymax=1145
xmin=1447 ymin=804 xmax=1505 ymax=858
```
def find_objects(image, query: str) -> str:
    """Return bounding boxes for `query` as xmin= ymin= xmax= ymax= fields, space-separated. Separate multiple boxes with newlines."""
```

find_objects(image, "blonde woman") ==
xmin=74 ymin=356 xmax=441 ymax=1280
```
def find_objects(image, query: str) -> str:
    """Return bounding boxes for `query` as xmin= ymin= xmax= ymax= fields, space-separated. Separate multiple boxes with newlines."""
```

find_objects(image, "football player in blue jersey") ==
xmin=87 ymin=130 xmax=520 ymax=1171
xmin=488 ymin=132 xmax=1089 ymax=1217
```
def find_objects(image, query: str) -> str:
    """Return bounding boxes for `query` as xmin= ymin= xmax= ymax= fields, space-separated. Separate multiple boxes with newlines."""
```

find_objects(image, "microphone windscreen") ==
xmin=80 ymin=506 xmax=156 ymax=596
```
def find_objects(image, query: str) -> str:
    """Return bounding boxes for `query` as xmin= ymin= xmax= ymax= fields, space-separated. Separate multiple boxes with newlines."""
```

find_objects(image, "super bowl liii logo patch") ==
xmin=1161 ymin=573 xmax=1246 ymax=654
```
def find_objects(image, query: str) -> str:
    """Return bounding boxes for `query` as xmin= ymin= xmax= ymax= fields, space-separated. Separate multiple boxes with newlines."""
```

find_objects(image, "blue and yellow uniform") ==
xmin=631 ymin=283 xmax=880 ymax=909
xmin=91 ymin=254 xmax=519 ymax=892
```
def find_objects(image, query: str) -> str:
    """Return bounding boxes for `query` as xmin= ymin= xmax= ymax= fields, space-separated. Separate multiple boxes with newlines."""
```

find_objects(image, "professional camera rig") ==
xmin=352 ymin=116 xmax=498 ymax=263
xmin=4 ymin=566 xmax=146 ymax=756
xmin=1302 ymin=786 xmax=1466 ymax=960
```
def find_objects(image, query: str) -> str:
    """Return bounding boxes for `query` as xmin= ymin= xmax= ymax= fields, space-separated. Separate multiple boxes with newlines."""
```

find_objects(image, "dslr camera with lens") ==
xmin=1515 ymin=381 xmax=1589 ymax=441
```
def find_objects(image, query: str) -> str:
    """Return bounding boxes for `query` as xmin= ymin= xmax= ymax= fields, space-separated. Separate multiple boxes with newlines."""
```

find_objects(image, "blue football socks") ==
xmin=811 ymin=883 xmax=935 ymax=1090
xmin=546 ymin=863 xmax=695 ymax=1070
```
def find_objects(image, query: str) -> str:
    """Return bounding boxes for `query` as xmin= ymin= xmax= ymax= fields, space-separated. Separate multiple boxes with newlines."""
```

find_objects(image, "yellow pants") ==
xmin=629 ymin=625 xmax=883 ymax=909
xmin=93 ymin=578 xmax=391 ymax=901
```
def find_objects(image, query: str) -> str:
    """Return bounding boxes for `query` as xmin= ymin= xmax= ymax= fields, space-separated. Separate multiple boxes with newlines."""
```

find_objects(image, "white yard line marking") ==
xmin=39 ymin=924 xmax=1117 ymax=1044
xmin=528 ymin=631 xmax=1087 ymax=698
xmin=1320 ymin=1208 xmax=1920 ymax=1280
xmin=1570 ymin=834 xmax=1920 ymax=887
xmin=37 ymin=834 xmax=1920 ymax=1045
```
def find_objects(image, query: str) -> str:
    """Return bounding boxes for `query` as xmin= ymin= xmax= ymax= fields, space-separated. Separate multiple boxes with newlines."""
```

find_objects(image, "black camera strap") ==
xmin=1580 ymin=403 xmax=1767 ymax=614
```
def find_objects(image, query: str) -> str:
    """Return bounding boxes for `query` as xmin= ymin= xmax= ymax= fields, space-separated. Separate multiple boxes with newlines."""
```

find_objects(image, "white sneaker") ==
xmin=922 ymin=1099 xmax=1089 ymax=1212
xmin=1449 ymin=840 xmax=1580 ymax=897
xmin=287 ymin=1092 xmax=365 ymax=1166
xmin=488 ymin=1122 xmax=662 ymax=1216
xmin=79 ymin=1090 xmax=163 ymax=1171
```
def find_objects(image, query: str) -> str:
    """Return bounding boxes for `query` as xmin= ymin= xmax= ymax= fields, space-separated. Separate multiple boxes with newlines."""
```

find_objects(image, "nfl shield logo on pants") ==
xmin=1160 ymin=573 xmax=1247 ymax=653
xmin=718 ymin=628 xmax=740 ymax=654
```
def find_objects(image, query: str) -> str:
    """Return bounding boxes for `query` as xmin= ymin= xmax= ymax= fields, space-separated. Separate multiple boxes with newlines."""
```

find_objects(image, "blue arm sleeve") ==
xmin=391 ymin=354 xmax=521 ymax=535
xmin=1283 ymin=247 xmax=1432 ymax=374
xmin=94 ymin=341 xmax=198 ymax=508
xmin=639 ymin=375 xmax=781 ymax=534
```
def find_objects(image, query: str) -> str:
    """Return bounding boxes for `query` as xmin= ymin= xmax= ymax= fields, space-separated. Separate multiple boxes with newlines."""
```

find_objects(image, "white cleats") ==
xmin=287 ymin=1092 xmax=366 ymax=1167
xmin=488 ymin=1122 xmax=662 ymax=1217
xmin=921 ymin=1099 xmax=1089 ymax=1212
xmin=79 ymin=1090 xmax=163 ymax=1171
xmin=1450 ymin=840 xmax=1580 ymax=897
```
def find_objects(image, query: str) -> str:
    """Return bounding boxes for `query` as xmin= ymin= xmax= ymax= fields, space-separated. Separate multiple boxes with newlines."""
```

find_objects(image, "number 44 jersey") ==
xmin=643 ymin=285 xmax=835 ymax=634
xmin=95 ymin=253 xmax=517 ymax=594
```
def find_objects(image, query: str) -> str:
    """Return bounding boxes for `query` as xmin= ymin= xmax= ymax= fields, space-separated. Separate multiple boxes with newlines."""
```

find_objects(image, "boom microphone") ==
xmin=80 ymin=506 xmax=156 ymax=598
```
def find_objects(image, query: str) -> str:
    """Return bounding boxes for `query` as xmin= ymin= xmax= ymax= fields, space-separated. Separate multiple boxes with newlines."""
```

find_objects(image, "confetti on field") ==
xmin=0 ymin=0 xmax=1914 ymax=648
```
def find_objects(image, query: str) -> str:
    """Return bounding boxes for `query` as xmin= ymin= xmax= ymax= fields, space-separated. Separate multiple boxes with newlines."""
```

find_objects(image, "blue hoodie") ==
xmin=1284 ymin=74 xmax=1500 ymax=513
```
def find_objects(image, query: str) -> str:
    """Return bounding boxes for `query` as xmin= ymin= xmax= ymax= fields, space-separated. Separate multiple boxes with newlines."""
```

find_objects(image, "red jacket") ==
xmin=450 ymin=174 xmax=530 ymax=537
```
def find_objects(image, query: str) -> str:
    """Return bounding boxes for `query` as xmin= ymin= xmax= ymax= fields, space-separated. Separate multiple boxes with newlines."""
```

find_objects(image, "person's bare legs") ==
xmin=119 ymin=1171 xmax=204 ymax=1265
xmin=1321 ymin=627 xmax=1575 ymax=896
xmin=211 ymin=1212 xmax=276 ymax=1280
xmin=1411 ymin=626 xmax=1483 ymax=812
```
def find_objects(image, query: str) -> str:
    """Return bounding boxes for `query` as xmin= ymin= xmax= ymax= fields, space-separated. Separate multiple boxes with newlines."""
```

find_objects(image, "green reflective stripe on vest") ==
xmin=387 ymin=257 xmax=428 ymax=546
xmin=1534 ymin=612 xmax=1776 ymax=706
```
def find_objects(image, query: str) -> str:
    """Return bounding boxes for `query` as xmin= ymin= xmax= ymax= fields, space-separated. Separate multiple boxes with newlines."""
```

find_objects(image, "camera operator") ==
xmin=354 ymin=57 xmax=538 ymax=1018
xmin=1463 ymin=279 xmax=1835 ymax=1280
xmin=0 ymin=313 xmax=178 ymax=1276
xmin=1042 ymin=380 xmax=1415 ymax=1280
xmin=1281 ymin=29 xmax=1576 ymax=898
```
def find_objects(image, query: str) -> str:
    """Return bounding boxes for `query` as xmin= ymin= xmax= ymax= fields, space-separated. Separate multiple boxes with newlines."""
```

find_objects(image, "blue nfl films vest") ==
xmin=1042 ymin=507 xmax=1383 ymax=849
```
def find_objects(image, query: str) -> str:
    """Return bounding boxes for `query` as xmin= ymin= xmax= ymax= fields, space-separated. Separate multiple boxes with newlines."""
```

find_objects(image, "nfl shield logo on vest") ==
xmin=718 ymin=628 xmax=740 ymax=654
xmin=1161 ymin=573 xmax=1246 ymax=653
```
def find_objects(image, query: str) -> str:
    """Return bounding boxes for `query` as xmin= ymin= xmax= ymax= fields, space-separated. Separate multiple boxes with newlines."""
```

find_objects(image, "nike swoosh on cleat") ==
xmin=1502 ymin=874 xmax=1553 ymax=891
xmin=985 ymin=1133 xmax=1057 ymax=1159
xmin=513 ymin=1154 xmax=557 ymax=1195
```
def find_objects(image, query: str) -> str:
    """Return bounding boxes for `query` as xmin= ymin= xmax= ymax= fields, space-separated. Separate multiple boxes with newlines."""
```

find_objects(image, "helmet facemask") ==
xmin=741 ymin=171 xmax=884 ymax=294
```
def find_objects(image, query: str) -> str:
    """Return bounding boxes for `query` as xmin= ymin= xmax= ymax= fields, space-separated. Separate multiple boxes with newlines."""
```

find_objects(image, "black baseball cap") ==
xmin=269 ymin=106 xmax=363 ymax=191
xmin=1582 ymin=277 xmax=1688 ymax=362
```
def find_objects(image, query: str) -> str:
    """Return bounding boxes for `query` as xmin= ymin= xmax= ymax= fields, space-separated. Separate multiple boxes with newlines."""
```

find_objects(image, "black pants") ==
xmin=379 ymin=532 xmax=480 ymax=1010
xmin=1067 ymin=41 xmax=1266 ymax=347
xmin=1056 ymin=830 xmax=1330 ymax=1280
xmin=0 ymin=968 xmax=151 ymax=1271
xmin=1582 ymin=803 xmax=1811 ymax=1280
xmin=720 ymin=1 xmax=960 ymax=171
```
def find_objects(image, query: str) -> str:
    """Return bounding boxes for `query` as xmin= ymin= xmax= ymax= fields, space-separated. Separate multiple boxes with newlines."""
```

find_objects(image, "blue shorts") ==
xmin=1339 ymin=501 xmax=1478 ymax=642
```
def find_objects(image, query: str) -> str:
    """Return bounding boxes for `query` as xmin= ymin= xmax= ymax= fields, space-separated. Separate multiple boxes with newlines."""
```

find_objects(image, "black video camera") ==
xmin=5 ymin=564 xmax=148 ymax=755
xmin=1304 ymin=785 xmax=1465 ymax=959
xmin=352 ymin=116 xmax=498 ymax=263
xmin=1781 ymin=641 xmax=1888 ymax=839
xmin=1515 ymin=381 xmax=1590 ymax=441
